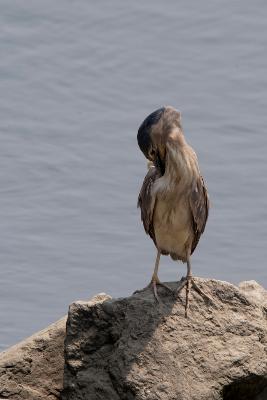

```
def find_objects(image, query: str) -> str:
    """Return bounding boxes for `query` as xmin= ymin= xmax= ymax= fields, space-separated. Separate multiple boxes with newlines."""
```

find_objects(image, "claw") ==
xmin=133 ymin=277 xmax=173 ymax=301
xmin=152 ymin=279 xmax=160 ymax=302
xmin=151 ymin=275 xmax=173 ymax=302
xmin=191 ymin=279 xmax=215 ymax=305
xmin=176 ymin=276 xmax=213 ymax=317
xmin=176 ymin=276 xmax=192 ymax=317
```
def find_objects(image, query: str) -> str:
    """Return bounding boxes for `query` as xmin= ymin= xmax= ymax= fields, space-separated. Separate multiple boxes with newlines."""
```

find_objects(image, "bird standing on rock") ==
xmin=137 ymin=106 xmax=209 ymax=317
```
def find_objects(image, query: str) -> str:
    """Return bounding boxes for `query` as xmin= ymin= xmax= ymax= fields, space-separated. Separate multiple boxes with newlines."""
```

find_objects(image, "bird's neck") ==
xmin=164 ymin=138 xmax=198 ymax=188
xmin=153 ymin=131 xmax=200 ymax=198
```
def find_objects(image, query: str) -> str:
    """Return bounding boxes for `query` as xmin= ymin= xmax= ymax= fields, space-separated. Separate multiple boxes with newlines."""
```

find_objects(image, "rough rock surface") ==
xmin=0 ymin=316 xmax=66 ymax=400
xmin=62 ymin=279 xmax=267 ymax=400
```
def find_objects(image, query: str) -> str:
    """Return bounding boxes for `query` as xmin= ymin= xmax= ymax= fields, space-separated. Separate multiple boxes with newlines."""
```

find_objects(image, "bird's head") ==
xmin=137 ymin=106 xmax=182 ymax=175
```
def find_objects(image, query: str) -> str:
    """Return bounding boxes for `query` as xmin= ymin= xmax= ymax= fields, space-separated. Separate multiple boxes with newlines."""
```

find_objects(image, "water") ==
xmin=1 ymin=0 xmax=267 ymax=351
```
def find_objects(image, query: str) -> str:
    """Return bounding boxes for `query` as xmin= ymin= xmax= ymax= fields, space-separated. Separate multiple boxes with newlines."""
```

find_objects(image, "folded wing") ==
xmin=137 ymin=166 xmax=161 ymax=248
xmin=189 ymin=175 xmax=209 ymax=254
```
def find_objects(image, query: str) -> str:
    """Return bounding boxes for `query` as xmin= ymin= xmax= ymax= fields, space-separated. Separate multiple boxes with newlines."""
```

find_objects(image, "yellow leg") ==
xmin=151 ymin=250 xmax=173 ymax=302
xmin=185 ymin=256 xmax=192 ymax=318
xmin=176 ymin=254 xmax=214 ymax=317
xmin=152 ymin=250 xmax=161 ymax=280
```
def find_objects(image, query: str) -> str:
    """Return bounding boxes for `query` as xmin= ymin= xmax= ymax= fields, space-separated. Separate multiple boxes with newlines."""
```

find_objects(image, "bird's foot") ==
xmin=149 ymin=275 xmax=173 ymax=302
xmin=191 ymin=278 xmax=214 ymax=304
xmin=133 ymin=276 xmax=173 ymax=301
xmin=176 ymin=276 xmax=213 ymax=317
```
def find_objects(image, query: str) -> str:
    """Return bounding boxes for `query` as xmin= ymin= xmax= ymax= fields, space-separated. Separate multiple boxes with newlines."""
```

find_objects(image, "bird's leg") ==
xmin=175 ymin=251 xmax=192 ymax=317
xmin=185 ymin=256 xmax=192 ymax=318
xmin=176 ymin=254 xmax=214 ymax=316
xmin=134 ymin=250 xmax=173 ymax=300
xmin=150 ymin=250 xmax=173 ymax=302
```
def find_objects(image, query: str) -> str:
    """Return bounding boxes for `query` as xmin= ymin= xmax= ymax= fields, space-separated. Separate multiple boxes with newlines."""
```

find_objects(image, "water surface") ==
xmin=1 ymin=0 xmax=267 ymax=350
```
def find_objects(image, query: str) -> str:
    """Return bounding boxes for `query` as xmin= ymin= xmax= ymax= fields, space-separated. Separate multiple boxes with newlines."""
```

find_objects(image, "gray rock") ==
xmin=1 ymin=281 xmax=267 ymax=400
xmin=0 ymin=293 xmax=109 ymax=400
xmin=62 ymin=278 xmax=267 ymax=400
xmin=239 ymin=280 xmax=267 ymax=307
xmin=0 ymin=316 xmax=66 ymax=400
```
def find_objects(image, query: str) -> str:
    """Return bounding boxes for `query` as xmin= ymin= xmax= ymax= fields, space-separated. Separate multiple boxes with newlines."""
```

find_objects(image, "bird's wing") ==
xmin=137 ymin=166 xmax=161 ymax=247
xmin=189 ymin=175 xmax=209 ymax=254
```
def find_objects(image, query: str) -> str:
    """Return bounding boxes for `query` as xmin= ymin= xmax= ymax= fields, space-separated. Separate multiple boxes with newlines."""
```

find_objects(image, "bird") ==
xmin=137 ymin=106 xmax=209 ymax=317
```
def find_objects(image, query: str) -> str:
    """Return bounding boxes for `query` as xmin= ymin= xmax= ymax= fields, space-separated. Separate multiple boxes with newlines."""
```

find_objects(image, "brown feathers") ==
xmin=137 ymin=166 xmax=160 ymax=248
xmin=137 ymin=107 xmax=209 ymax=262
xmin=189 ymin=175 xmax=209 ymax=254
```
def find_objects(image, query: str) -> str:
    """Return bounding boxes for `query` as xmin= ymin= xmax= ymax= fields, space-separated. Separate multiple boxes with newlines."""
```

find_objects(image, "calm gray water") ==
xmin=1 ymin=0 xmax=267 ymax=351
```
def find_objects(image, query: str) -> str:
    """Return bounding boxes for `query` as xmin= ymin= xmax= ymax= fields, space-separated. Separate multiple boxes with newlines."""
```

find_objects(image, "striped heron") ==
xmin=137 ymin=106 xmax=209 ymax=317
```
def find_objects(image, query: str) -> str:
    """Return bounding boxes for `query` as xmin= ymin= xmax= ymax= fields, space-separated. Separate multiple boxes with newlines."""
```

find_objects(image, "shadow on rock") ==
xmin=61 ymin=279 xmax=267 ymax=400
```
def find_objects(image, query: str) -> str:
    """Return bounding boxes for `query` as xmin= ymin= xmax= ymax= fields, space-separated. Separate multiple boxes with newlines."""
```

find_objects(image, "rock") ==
xmin=0 ymin=316 xmax=66 ymax=400
xmin=0 ymin=293 xmax=110 ymax=400
xmin=62 ymin=278 xmax=267 ymax=400
xmin=239 ymin=280 xmax=267 ymax=307
xmin=1 ymin=280 xmax=267 ymax=400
